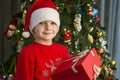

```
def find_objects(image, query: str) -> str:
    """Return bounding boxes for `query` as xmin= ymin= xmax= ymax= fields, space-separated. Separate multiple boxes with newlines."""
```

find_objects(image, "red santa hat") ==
xmin=22 ymin=0 xmax=60 ymax=38
xmin=9 ymin=19 xmax=18 ymax=30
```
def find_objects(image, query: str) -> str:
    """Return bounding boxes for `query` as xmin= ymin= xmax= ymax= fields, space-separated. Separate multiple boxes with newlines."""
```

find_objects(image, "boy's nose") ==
xmin=46 ymin=23 xmax=52 ymax=30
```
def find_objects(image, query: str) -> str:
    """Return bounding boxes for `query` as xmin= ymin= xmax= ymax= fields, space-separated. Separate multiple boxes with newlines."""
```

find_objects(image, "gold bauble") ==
xmin=88 ymin=34 xmax=94 ymax=44
xmin=110 ymin=60 xmax=116 ymax=66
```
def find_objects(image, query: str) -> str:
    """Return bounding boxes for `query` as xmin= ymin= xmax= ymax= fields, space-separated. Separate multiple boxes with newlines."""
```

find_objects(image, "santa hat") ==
xmin=9 ymin=19 xmax=18 ymax=30
xmin=4 ymin=19 xmax=18 ymax=38
xmin=22 ymin=0 xmax=60 ymax=38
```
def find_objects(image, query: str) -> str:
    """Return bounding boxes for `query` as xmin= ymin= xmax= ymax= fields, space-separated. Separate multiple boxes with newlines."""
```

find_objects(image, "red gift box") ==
xmin=52 ymin=48 xmax=102 ymax=80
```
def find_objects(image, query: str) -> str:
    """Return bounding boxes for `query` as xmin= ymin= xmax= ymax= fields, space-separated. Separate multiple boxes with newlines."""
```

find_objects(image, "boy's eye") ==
xmin=39 ymin=21 xmax=56 ymax=25
xmin=51 ymin=22 xmax=56 ymax=25
xmin=39 ymin=22 xmax=45 ymax=25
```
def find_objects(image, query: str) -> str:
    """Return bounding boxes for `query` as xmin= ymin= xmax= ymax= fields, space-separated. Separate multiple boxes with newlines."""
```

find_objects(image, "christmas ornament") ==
xmin=4 ymin=19 xmax=18 ymax=38
xmin=4 ymin=28 xmax=15 ymax=37
xmin=87 ymin=34 xmax=94 ymax=44
xmin=74 ymin=14 xmax=82 ymax=32
xmin=87 ymin=7 xmax=93 ymax=15
xmin=97 ymin=31 xmax=103 ymax=38
xmin=64 ymin=30 xmax=71 ymax=39
xmin=95 ymin=16 xmax=100 ymax=23
xmin=110 ymin=60 xmax=116 ymax=67
xmin=99 ymin=39 xmax=108 ymax=52
xmin=88 ymin=7 xmax=98 ymax=18
xmin=92 ymin=8 xmax=98 ymax=17
xmin=64 ymin=30 xmax=71 ymax=45
xmin=99 ymin=39 xmax=107 ymax=47
xmin=8 ymin=19 xmax=18 ymax=30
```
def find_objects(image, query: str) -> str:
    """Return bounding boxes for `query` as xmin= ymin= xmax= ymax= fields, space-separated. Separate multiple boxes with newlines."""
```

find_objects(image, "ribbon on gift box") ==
xmin=65 ymin=49 xmax=95 ymax=73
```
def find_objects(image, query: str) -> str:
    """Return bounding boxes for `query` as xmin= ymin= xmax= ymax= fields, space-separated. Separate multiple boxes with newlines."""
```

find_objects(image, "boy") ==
xmin=15 ymin=0 xmax=101 ymax=80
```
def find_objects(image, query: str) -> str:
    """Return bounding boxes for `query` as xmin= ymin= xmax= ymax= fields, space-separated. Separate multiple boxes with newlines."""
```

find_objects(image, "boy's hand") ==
xmin=93 ymin=65 xmax=101 ymax=79
xmin=77 ymin=50 xmax=89 ymax=56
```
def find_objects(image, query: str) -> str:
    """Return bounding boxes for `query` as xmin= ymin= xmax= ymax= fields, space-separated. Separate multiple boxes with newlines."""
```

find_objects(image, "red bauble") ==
xmin=95 ymin=17 xmax=100 ymax=23
xmin=87 ymin=8 xmax=93 ymax=15
xmin=64 ymin=30 xmax=71 ymax=39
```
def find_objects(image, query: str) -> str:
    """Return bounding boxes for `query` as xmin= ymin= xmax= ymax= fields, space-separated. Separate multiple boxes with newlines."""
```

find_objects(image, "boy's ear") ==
xmin=32 ymin=28 xmax=35 ymax=33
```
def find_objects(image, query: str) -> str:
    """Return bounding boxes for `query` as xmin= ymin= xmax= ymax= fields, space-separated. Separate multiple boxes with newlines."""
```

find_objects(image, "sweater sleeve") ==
xmin=15 ymin=47 xmax=35 ymax=80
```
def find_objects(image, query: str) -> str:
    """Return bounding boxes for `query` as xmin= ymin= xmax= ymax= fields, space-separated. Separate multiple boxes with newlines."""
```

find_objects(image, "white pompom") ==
xmin=22 ymin=31 xmax=30 ymax=38
xmin=9 ymin=24 xmax=16 ymax=30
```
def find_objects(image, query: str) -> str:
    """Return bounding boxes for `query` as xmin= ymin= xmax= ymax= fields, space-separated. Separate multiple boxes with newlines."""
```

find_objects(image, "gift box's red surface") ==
xmin=52 ymin=48 xmax=102 ymax=80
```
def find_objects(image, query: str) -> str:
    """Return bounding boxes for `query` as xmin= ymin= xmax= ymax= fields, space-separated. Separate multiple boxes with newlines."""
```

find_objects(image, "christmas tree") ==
xmin=0 ymin=0 xmax=118 ymax=79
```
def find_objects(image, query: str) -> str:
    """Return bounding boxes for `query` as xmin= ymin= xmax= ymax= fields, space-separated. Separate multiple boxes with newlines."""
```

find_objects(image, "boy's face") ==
xmin=32 ymin=20 xmax=59 ymax=43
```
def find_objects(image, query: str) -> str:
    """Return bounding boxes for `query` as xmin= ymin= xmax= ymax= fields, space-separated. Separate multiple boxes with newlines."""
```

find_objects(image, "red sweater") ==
xmin=15 ymin=42 xmax=70 ymax=80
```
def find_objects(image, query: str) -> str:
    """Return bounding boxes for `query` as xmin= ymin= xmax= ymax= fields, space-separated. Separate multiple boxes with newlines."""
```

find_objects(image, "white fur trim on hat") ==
xmin=29 ymin=8 xmax=60 ymax=33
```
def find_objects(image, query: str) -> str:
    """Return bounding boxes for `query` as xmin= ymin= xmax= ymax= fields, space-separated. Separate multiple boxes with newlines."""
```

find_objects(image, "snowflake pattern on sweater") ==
xmin=42 ymin=58 xmax=62 ymax=78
